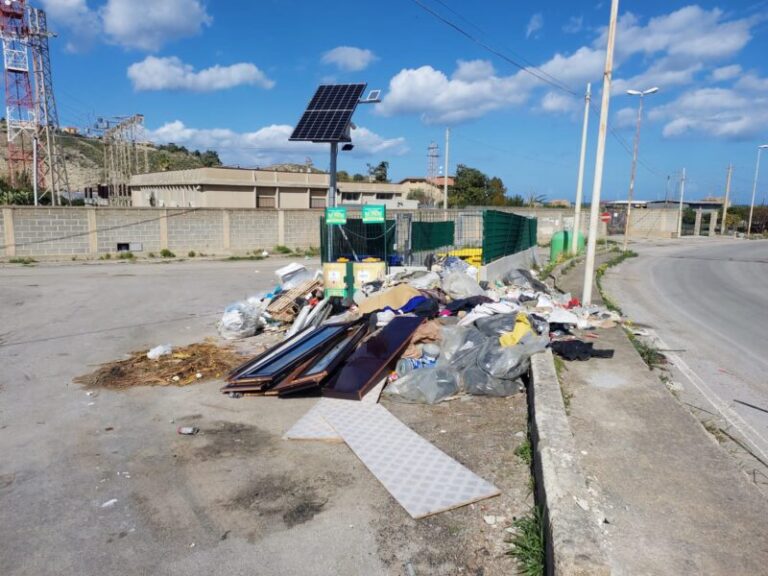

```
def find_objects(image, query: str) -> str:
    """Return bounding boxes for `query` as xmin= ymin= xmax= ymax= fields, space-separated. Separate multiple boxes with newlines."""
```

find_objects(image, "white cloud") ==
xmin=602 ymin=6 xmax=755 ymax=63
xmin=147 ymin=121 xmax=407 ymax=166
xmin=377 ymin=63 xmax=530 ymax=124
xmin=39 ymin=0 xmax=100 ymax=51
xmin=43 ymin=0 xmax=211 ymax=51
xmin=321 ymin=46 xmax=377 ymax=72
xmin=102 ymin=0 xmax=211 ymax=51
xmin=539 ymin=92 xmax=580 ymax=114
xmin=649 ymin=83 xmax=768 ymax=139
xmin=452 ymin=59 xmax=496 ymax=82
xmin=526 ymin=13 xmax=544 ymax=38
xmin=612 ymin=59 xmax=702 ymax=95
xmin=563 ymin=16 xmax=584 ymax=34
xmin=710 ymin=65 xmax=742 ymax=82
xmin=128 ymin=56 xmax=274 ymax=92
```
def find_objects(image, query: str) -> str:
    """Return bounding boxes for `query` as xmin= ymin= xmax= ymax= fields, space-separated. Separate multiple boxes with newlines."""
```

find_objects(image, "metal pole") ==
xmin=32 ymin=135 xmax=39 ymax=206
xmin=622 ymin=95 xmax=644 ymax=252
xmin=443 ymin=127 xmax=450 ymax=210
xmin=582 ymin=0 xmax=619 ymax=306
xmin=327 ymin=142 xmax=338 ymax=263
xmin=747 ymin=147 xmax=766 ymax=238
xmin=721 ymin=164 xmax=732 ymax=235
xmin=677 ymin=168 xmax=686 ymax=238
xmin=571 ymin=83 xmax=591 ymax=255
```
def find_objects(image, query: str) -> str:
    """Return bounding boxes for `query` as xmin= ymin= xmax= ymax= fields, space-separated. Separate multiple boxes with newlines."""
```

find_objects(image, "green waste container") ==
xmin=550 ymin=230 xmax=585 ymax=262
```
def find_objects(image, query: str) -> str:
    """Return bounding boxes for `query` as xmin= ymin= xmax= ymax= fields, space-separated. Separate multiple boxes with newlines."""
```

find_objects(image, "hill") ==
xmin=0 ymin=131 xmax=221 ymax=192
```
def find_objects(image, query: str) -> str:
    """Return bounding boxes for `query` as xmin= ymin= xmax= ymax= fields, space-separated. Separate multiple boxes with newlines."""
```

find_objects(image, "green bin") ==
xmin=550 ymin=230 xmax=585 ymax=262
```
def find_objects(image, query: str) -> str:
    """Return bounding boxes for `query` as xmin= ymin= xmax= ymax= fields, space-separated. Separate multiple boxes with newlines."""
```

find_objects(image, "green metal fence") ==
xmin=320 ymin=217 xmax=396 ymax=263
xmin=481 ymin=210 xmax=537 ymax=264
xmin=410 ymin=220 xmax=455 ymax=252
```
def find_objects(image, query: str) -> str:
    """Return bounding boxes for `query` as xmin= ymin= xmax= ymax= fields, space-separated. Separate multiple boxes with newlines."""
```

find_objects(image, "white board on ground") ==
xmin=282 ymin=378 xmax=387 ymax=441
xmin=323 ymin=403 xmax=500 ymax=518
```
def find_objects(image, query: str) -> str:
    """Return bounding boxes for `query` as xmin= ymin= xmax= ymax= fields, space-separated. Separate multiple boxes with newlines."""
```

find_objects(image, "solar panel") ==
xmin=290 ymin=83 xmax=367 ymax=143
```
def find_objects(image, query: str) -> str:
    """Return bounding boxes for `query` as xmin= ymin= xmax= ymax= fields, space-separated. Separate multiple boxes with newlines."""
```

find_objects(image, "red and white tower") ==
xmin=1 ymin=0 xmax=38 ymax=189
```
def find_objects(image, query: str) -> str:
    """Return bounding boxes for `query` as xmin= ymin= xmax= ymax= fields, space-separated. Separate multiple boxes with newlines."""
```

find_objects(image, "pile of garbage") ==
xmin=215 ymin=254 xmax=619 ymax=403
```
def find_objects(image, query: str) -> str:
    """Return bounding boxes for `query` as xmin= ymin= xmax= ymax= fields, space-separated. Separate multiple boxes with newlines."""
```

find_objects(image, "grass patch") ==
xmin=226 ymin=254 xmax=265 ymax=261
xmin=515 ymin=438 xmax=533 ymax=466
xmin=147 ymin=252 xmax=156 ymax=258
xmin=703 ymin=420 xmax=726 ymax=444
xmin=274 ymin=245 xmax=293 ymax=254
xmin=507 ymin=507 xmax=546 ymax=576
xmin=188 ymin=250 xmax=196 ymax=258
xmin=117 ymin=251 xmax=134 ymax=260
xmin=625 ymin=330 xmax=667 ymax=369
xmin=594 ymin=249 xmax=638 ymax=314
xmin=159 ymin=249 xmax=176 ymax=258
xmin=9 ymin=257 xmax=37 ymax=265
xmin=99 ymin=253 xmax=111 ymax=260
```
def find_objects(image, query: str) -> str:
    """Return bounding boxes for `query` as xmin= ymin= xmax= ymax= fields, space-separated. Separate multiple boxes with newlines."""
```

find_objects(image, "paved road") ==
xmin=604 ymin=238 xmax=768 ymax=464
xmin=0 ymin=258 xmax=528 ymax=576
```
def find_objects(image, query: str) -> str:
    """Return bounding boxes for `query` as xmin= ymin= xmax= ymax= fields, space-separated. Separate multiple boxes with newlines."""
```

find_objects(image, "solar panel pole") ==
xmin=328 ymin=142 xmax=338 ymax=263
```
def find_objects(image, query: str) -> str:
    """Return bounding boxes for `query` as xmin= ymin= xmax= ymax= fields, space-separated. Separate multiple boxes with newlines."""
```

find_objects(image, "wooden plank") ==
xmin=322 ymin=316 xmax=423 ymax=401
xmin=323 ymin=403 xmax=500 ymax=519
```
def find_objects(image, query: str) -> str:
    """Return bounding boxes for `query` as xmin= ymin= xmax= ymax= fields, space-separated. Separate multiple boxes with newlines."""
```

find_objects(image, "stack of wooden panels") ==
xmin=266 ymin=279 xmax=322 ymax=322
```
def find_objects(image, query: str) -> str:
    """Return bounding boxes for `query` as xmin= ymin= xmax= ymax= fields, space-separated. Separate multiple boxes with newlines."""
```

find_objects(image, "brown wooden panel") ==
xmin=322 ymin=316 xmax=424 ymax=400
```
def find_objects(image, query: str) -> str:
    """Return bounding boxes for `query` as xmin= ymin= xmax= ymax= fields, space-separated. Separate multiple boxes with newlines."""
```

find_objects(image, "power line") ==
xmin=409 ymin=0 xmax=579 ymax=96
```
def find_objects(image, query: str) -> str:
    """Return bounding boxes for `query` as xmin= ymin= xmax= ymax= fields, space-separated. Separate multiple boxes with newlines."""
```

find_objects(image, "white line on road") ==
xmin=648 ymin=328 xmax=768 ymax=465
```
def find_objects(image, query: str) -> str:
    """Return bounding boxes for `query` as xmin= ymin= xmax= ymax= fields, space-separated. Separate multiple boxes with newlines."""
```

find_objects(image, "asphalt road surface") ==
xmin=604 ymin=238 xmax=768 ymax=466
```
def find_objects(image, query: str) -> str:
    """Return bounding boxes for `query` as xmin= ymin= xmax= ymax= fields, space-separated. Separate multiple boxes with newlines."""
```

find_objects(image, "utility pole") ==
xmin=747 ymin=145 xmax=768 ymax=238
xmin=571 ymin=82 xmax=591 ymax=255
xmin=677 ymin=168 xmax=686 ymax=238
xmin=443 ymin=127 xmax=450 ymax=210
xmin=32 ymin=134 xmax=38 ymax=206
xmin=721 ymin=164 xmax=732 ymax=235
xmin=582 ymin=0 xmax=619 ymax=306
xmin=622 ymin=87 xmax=658 ymax=251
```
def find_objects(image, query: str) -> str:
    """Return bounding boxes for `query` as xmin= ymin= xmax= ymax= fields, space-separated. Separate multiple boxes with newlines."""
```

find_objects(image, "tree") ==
xmin=200 ymin=150 xmax=222 ymax=167
xmin=526 ymin=191 xmax=547 ymax=207
xmin=448 ymin=164 xmax=510 ymax=208
xmin=367 ymin=161 xmax=389 ymax=183
xmin=407 ymin=187 xmax=432 ymax=206
xmin=508 ymin=194 xmax=525 ymax=207
xmin=336 ymin=170 xmax=351 ymax=182
xmin=352 ymin=173 xmax=366 ymax=182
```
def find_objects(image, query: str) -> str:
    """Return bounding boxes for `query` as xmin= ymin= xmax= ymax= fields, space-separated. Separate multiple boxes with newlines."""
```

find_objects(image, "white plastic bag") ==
xmin=442 ymin=271 xmax=484 ymax=300
xmin=217 ymin=301 xmax=265 ymax=340
xmin=147 ymin=344 xmax=172 ymax=360
xmin=275 ymin=263 xmax=313 ymax=290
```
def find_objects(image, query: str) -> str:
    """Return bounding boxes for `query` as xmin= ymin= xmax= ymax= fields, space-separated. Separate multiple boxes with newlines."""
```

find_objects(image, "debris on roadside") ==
xmin=74 ymin=340 xmax=242 ymax=390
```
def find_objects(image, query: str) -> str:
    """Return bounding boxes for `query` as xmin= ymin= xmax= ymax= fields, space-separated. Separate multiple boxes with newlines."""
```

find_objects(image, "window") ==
xmin=375 ymin=193 xmax=393 ymax=200
xmin=310 ymin=196 xmax=326 ymax=209
xmin=341 ymin=193 xmax=361 ymax=202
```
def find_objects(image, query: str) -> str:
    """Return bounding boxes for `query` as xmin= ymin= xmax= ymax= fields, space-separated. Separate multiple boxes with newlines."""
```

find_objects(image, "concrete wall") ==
xmin=628 ymin=208 xmax=679 ymax=239
xmin=0 ymin=206 xmax=610 ymax=259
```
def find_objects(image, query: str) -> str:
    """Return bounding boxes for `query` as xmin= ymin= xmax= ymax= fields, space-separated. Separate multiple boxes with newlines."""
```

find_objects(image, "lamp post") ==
xmin=747 ymin=144 xmax=768 ymax=238
xmin=622 ymin=86 xmax=658 ymax=252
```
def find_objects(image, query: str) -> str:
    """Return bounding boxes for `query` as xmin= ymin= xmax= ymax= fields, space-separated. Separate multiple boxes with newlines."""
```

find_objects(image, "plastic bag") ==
xmin=383 ymin=367 xmax=460 ymax=404
xmin=147 ymin=344 xmax=172 ymax=360
xmin=406 ymin=271 xmax=441 ymax=290
xmin=475 ymin=334 xmax=547 ymax=380
xmin=475 ymin=313 xmax=521 ymax=337
xmin=275 ymin=263 xmax=313 ymax=291
xmin=217 ymin=301 xmax=266 ymax=340
xmin=442 ymin=271 xmax=484 ymax=300
xmin=442 ymin=256 xmax=469 ymax=274
xmin=441 ymin=326 xmax=487 ymax=364
xmin=461 ymin=365 xmax=524 ymax=397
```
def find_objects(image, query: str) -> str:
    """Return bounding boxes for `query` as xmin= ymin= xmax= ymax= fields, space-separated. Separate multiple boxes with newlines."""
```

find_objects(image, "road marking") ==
xmin=648 ymin=328 xmax=768 ymax=465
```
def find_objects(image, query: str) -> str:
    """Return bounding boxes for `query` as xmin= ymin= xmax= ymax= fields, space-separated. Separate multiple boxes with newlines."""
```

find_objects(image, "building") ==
xmin=129 ymin=167 xmax=419 ymax=209
xmin=398 ymin=176 xmax=454 ymax=204
xmin=547 ymin=199 xmax=572 ymax=208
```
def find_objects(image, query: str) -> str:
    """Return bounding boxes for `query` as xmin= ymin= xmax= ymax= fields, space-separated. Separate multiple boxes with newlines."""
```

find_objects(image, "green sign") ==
xmin=325 ymin=207 xmax=347 ymax=225
xmin=362 ymin=204 xmax=386 ymax=224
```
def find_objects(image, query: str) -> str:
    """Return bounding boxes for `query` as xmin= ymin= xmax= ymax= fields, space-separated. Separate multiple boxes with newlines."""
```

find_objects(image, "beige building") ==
xmin=130 ymin=167 xmax=419 ymax=209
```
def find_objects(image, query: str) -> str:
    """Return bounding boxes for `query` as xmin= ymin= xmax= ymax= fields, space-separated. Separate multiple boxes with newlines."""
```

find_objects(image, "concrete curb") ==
xmin=529 ymin=350 xmax=611 ymax=576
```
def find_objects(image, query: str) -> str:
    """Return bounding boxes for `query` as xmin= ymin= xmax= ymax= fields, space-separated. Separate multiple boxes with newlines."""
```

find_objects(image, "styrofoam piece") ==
xmin=282 ymin=378 xmax=388 ymax=441
xmin=285 ymin=305 xmax=312 ymax=338
xmin=323 ymin=403 xmax=500 ymax=518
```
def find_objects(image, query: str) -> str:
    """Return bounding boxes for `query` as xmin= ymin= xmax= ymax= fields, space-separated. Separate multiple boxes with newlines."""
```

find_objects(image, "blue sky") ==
xmin=42 ymin=0 xmax=768 ymax=204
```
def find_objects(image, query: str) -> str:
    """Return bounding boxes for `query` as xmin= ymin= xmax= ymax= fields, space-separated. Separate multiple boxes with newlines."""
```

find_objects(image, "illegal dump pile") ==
xmin=210 ymin=257 xmax=620 ymax=518
xmin=74 ymin=341 xmax=242 ymax=390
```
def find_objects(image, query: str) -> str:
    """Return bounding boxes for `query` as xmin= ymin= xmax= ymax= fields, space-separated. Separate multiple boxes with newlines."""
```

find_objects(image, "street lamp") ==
xmin=747 ymin=144 xmax=768 ymax=237
xmin=623 ymin=87 xmax=659 ymax=251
